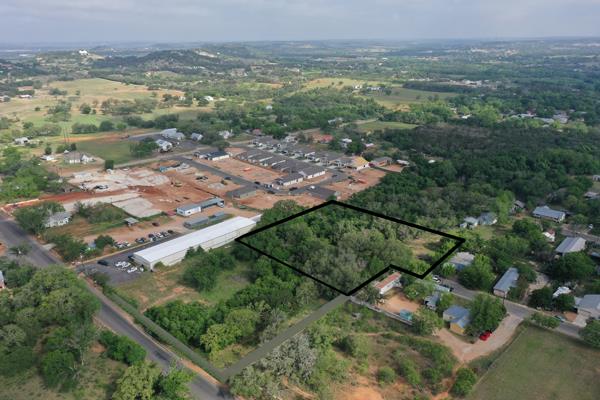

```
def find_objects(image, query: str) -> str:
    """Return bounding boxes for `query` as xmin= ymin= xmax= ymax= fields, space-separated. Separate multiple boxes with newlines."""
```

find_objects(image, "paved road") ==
xmin=0 ymin=213 xmax=231 ymax=400
xmin=441 ymin=278 xmax=581 ymax=339
xmin=561 ymin=226 xmax=600 ymax=245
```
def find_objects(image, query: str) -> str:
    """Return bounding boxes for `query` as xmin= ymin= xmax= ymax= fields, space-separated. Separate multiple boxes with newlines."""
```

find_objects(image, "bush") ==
xmin=395 ymin=357 xmax=421 ymax=388
xmin=581 ymin=320 xmax=600 ymax=349
xmin=98 ymin=330 xmax=147 ymax=365
xmin=0 ymin=346 xmax=36 ymax=376
xmin=377 ymin=366 xmax=396 ymax=385
xmin=530 ymin=312 xmax=560 ymax=329
xmin=451 ymin=368 xmax=477 ymax=397
xmin=340 ymin=335 xmax=369 ymax=359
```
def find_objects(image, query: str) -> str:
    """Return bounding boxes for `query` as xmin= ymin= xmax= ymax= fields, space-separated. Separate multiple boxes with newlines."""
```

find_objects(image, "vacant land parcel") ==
xmin=468 ymin=326 xmax=600 ymax=400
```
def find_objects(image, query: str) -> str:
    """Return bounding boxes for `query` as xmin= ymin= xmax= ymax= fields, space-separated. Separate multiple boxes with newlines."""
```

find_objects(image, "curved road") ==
xmin=0 ymin=213 xmax=232 ymax=400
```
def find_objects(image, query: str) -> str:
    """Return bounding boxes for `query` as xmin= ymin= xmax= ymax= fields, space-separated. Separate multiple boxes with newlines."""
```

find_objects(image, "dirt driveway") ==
xmin=435 ymin=314 xmax=523 ymax=363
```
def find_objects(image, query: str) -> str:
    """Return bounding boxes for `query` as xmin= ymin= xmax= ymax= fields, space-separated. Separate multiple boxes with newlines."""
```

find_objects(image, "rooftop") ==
xmin=533 ymin=205 xmax=565 ymax=219
xmin=578 ymin=295 xmax=600 ymax=312
xmin=555 ymin=237 xmax=586 ymax=254
xmin=134 ymin=216 xmax=256 ymax=264
xmin=374 ymin=272 xmax=401 ymax=290
xmin=494 ymin=267 xmax=519 ymax=293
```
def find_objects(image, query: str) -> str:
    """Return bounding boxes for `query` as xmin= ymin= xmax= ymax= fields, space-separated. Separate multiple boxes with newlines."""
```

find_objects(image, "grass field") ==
xmin=116 ymin=256 xmax=251 ymax=311
xmin=0 ymin=343 xmax=126 ymax=400
xmin=467 ymin=326 xmax=600 ymax=400
xmin=76 ymin=137 xmax=136 ymax=164
xmin=356 ymin=120 xmax=418 ymax=132
xmin=303 ymin=77 xmax=383 ymax=90
xmin=363 ymin=87 xmax=456 ymax=110
xmin=0 ymin=78 xmax=187 ymax=132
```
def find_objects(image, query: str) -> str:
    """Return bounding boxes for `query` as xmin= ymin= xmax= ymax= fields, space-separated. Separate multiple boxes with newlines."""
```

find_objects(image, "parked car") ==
xmin=554 ymin=315 xmax=567 ymax=323
xmin=432 ymin=275 xmax=442 ymax=284
xmin=479 ymin=331 xmax=492 ymax=341
xmin=98 ymin=260 xmax=109 ymax=266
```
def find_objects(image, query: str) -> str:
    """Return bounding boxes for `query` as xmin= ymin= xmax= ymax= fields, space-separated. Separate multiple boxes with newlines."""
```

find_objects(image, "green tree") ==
xmin=528 ymin=287 xmax=553 ymax=309
xmin=340 ymin=335 xmax=369 ymax=359
xmin=451 ymin=367 xmax=477 ymax=397
xmin=550 ymin=252 xmax=595 ymax=282
xmin=155 ymin=364 xmax=193 ymax=400
xmin=458 ymin=255 xmax=496 ymax=290
xmin=467 ymin=294 xmax=506 ymax=335
xmin=40 ymin=350 xmax=76 ymax=389
xmin=112 ymin=361 xmax=161 ymax=400
xmin=412 ymin=308 xmax=443 ymax=335
xmin=530 ymin=312 xmax=560 ymax=329
xmin=99 ymin=330 xmax=147 ymax=365
xmin=105 ymin=159 xmax=115 ymax=170
xmin=553 ymin=293 xmax=575 ymax=311
xmin=581 ymin=320 xmax=600 ymax=349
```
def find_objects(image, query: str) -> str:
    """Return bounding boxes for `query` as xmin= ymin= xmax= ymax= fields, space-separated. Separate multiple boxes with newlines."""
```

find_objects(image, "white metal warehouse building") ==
xmin=132 ymin=216 xmax=256 ymax=269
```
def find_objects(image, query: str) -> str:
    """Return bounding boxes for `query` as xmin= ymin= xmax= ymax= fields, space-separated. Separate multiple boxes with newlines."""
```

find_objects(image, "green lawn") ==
xmin=468 ymin=326 xmax=600 ymax=400
xmin=363 ymin=86 xmax=456 ymax=110
xmin=76 ymin=137 xmax=136 ymax=164
xmin=356 ymin=120 xmax=418 ymax=132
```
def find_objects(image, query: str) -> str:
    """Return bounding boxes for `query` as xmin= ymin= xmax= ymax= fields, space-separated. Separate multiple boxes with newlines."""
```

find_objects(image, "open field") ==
xmin=467 ymin=326 xmax=600 ymax=400
xmin=0 ymin=78 xmax=185 ymax=130
xmin=356 ymin=120 xmax=418 ymax=133
xmin=362 ymin=87 xmax=457 ymax=110
xmin=116 ymin=256 xmax=251 ymax=311
xmin=76 ymin=137 xmax=136 ymax=164
xmin=325 ymin=168 xmax=386 ymax=200
xmin=303 ymin=77 xmax=383 ymax=90
xmin=0 ymin=342 xmax=126 ymax=400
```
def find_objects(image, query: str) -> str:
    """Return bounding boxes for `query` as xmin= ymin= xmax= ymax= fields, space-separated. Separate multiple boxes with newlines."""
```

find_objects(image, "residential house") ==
xmin=512 ymin=200 xmax=526 ymax=213
xmin=0 ymin=271 xmax=5 ymax=290
xmin=161 ymin=128 xmax=185 ymax=141
xmin=542 ymin=229 xmax=556 ymax=242
xmin=275 ymin=173 xmax=304 ymax=188
xmin=190 ymin=133 xmax=203 ymax=141
xmin=64 ymin=151 xmax=94 ymax=164
xmin=298 ymin=165 xmax=326 ymax=180
xmin=443 ymin=305 xmax=471 ymax=335
xmin=448 ymin=252 xmax=475 ymax=271
xmin=593 ymin=175 xmax=600 ymax=182
xmin=553 ymin=286 xmax=572 ymax=298
xmin=576 ymin=295 xmax=600 ymax=321
xmin=584 ymin=191 xmax=599 ymax=199
xmin=14 ymin=137 xmax=30 ymax=145
xmin=370 ymin=156 xmax=392 ymax=167
xmin=204 ymin=96 xmax=214 ymax=102
xmin=155 ymin=139 xmax=173 ymax=152
xmin=40 ymin=154 xmax=56 ymax=162
xmin=125 ymin=217 xmax=139 ymax=227
xmin=302 ymin=186 xmax=339 ymax=200
xmin=218 ymin=130 xmax=233 ymax=139
xmin=340 ymin=138 xmax=353 ymax=148
xmin=206 ymin=151 xmax=230 ymax=161
xmin=396 ymin=159 xmax=411 ymax=167
xmin=318 ymin=134 xmax=334 ymax=144
xmin=555 ymin=237 xmax=586 ymax=255
xmin=44 ymin=211 xmax=72 ymax=228
xmin=460 ymin=217 xmax=479 ymax=229
xmin=493 ymin=267 xmax=519 ymax=298
xmin=424 ymin=291 xmax=441 ymax=310
xmin=350 ymin=156 xmax=370 ymax=170
xmin=373 ymin=272 xmax=402 ymax=295
xmin=478 ymin=212 xmax=497 ymax=226
xmin=532 ymin=206 xmax=566 ymax=223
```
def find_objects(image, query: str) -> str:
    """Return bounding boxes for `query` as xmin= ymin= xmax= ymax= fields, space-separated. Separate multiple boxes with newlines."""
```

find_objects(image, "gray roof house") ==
xmin=555 ymin=237 xmax=586 ymax=255
xmin=460 ymin=216 xmax=479 ymax=229
xmin=44 ymin=211 xmax=72 ymax=228
xmin=443 ymin=305 xmax=471 ymax=334
xmin=275 ymin=173 xmax=304 ymax=187
xmin=448 ymin=252 xmax=475 ymax=271
xmin=227 ymin=186 xmax=258 ymax=199
xmin=161 ymin=128 xmax=185 ymax=141
xmin=532 ymin=206 xmax=566 ymax=222
xmin=577 ymin=295 xmax=600 ymax=320
xmin=493 ymin=267 xmax=520 ymax=298
xmin=191 ymin=132 xmax=203 ymax=141
xmin=478 ymin=212 xmax=497 ymax=226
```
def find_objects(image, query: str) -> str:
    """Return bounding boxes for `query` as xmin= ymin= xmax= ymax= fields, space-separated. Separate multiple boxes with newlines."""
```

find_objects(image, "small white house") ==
xmin=373 ymin=272 xmax=402 ymax=295
xmin=64 ymin=152 xmax=94 ymax=164
xmin=176 ymin=203 xmax=203 ymax=217
xmin=44 ymin=211 xmax=72 ymax=228
xmin=191 ymin=133 xmax=203 ymax=141
xmin=155 ymin=139 xmax=173 ymax=152
xmin=204 ymin=96 xmax=214 ymax=102
xmin=218 ymin=130 xmax=233 ymax=139
xmin=14 ymin=137 xmax=30 ymax=145
xmin=161 ymin=128 xmax=185 ymax=141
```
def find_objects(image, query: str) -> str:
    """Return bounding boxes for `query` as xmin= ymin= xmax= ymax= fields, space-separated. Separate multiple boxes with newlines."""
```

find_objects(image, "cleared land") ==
xmin=356 ymin=120 xmax=418 ymax=132
xmin=362 ymin=87 xmax=456 ymax=110
xmin=467 ymin=326 xmax=600 ymax=400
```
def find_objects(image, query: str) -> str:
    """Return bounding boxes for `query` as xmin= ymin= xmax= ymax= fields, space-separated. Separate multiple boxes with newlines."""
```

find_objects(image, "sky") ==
xmin=1 ymin=0 xmax=600 ymax=43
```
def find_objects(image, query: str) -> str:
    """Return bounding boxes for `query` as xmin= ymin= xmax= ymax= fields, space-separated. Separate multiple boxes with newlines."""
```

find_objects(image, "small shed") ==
xmin=125 ymin=217 xmax=139 ymax=227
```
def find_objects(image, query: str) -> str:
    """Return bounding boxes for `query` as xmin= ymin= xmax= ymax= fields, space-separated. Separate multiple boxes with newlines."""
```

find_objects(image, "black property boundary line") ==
xmin=236 ymin=200 xmax=465 ymax=296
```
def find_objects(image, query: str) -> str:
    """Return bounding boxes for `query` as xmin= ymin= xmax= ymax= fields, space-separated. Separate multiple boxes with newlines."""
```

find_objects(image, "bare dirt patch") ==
xmin=380 ymin=290 xmax=421 ymax=314
xmin=325 ymin=168 xmax=386 ymax=200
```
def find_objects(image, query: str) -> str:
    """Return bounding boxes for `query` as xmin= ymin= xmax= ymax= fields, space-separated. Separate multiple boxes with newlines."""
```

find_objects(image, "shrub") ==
xmin=98 ymin=330 xmax=147 ymax=365
xmin=451 ymin=368 xmax=477 ymax=397
xmin=377 ymin=366 xmax=396 ymax=385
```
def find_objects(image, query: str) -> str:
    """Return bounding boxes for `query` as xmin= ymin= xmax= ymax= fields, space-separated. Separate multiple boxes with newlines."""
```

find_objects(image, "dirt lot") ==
xmin=325 ymin=168 xmax=386 ymax=200
xmin=435 ymin=314 xmax=523 ymax=363
xmin=195 ymin=155 xmax=284 ymax=184
xmin=380 ymin=290 xmax=421 ymax=314
xmin=378 ymin=164 xmax=406 ymax=173
xmin=238 ymin=192 xmax=323 ymax=209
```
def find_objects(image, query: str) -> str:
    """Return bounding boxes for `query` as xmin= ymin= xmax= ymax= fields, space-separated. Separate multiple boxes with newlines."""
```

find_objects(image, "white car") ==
xmin=432 ymin=275 xmax=442 ymax=284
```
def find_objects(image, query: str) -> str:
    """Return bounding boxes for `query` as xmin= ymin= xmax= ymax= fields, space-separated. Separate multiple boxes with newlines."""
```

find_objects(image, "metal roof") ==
xmin=494 ymin=267 xmax=519 ymax=293
xmin=555 ymin=237 xmax=586 ymax=254
xmin=134 ymin=216 xmax=256 ymax=264
xmin=578 ymin=295 xmax=600 ymax=312
xmin=177 ymin=203 xmax=203 ymax=212
xmin=533 ymin=206 xmax=565 ymax=220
